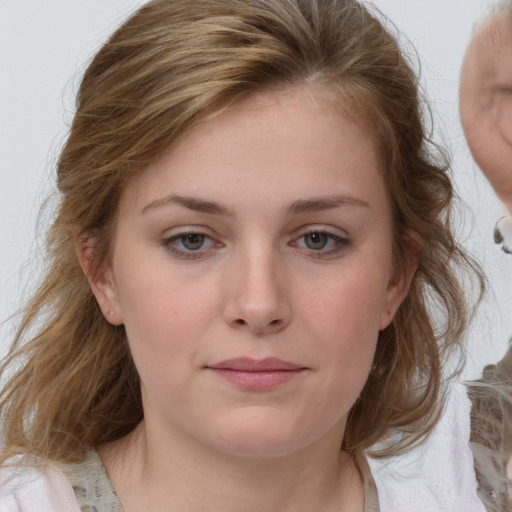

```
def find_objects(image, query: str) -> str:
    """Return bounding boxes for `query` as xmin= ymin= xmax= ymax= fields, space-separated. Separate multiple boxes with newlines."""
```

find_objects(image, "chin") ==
xmin=207 ymin=409 xmax=331 ymax=459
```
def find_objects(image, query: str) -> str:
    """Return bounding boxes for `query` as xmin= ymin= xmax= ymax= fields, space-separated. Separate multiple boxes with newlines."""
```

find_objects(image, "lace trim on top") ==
xmin=61 ymin=450 xmax=123 ymax=512
xmin=61 ymin=449 xmax=379 ymax=512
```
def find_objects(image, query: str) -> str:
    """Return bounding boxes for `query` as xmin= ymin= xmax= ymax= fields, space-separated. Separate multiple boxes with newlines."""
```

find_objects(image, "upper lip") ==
xmin=207 ymin=357 xmax=304 ymax=372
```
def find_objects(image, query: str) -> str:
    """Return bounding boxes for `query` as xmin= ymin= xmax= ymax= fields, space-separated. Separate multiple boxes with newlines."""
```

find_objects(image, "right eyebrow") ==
xmin=141 ymin=194 xmax=233 ymax=216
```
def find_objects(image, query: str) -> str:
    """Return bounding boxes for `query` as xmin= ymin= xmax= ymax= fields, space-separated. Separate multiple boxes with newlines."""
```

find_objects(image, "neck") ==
xmin=100 ymin=421 xmax=365 ymax=512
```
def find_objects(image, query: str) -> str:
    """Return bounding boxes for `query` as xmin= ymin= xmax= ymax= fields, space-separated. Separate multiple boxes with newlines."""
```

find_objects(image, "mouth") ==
xmin=206 ymin=357 xmax=307 ymax=391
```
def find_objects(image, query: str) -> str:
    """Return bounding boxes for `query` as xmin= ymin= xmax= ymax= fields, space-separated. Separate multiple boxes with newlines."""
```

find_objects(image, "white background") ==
xmin=0 ymin=0 xmax=510 ymax=379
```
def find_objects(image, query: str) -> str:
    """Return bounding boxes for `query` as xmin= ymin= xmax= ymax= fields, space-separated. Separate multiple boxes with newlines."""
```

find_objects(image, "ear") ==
xmin=379 ymin=230 xmax=420 ymax=330
xmin=76 ymin=236 xmax=124 ymax=326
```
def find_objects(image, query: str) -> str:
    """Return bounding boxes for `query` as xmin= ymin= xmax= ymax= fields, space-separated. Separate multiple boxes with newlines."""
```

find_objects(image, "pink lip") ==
xmin=206 ymin=357 xmax=306 ymax=391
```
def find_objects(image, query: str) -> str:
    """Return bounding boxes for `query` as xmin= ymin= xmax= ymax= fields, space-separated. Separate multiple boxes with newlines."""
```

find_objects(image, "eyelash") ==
xmin=161 ymin=231 xmax=220 ymax=260
xmin=161 ymin=229 xmax=350 ymax=260
xmin=289 ymin=230 xmax=350 ymax=259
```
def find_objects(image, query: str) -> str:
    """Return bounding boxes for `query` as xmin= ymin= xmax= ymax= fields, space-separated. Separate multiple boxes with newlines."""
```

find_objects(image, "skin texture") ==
xmin=82 ymin=87 xmax=414 ymax=512
xmin=460 ymin=10 xmax=512 ymax=213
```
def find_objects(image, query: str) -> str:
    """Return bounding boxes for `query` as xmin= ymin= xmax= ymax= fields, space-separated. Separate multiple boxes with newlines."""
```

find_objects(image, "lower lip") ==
xmin=208 ymin=369 xmax=304 ymax=391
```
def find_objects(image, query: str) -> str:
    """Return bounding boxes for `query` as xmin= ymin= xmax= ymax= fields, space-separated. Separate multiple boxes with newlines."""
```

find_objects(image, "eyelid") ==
xmin=161 ymin=226 xmax=223 ymax=259
xmin=159 ymin=224 xmax=350 ymax=261
xmin=291 ymin=224 xmax=350 ymax=241
xmin=288 ymin=225 xmax=351 ymax=259
xmin=162 ymin=224 xmax=216 ymax=239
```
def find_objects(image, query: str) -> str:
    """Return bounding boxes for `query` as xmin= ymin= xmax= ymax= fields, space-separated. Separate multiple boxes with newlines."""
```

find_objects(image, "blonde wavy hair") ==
xmin=0 ymin=0 xmax=482 ymax=464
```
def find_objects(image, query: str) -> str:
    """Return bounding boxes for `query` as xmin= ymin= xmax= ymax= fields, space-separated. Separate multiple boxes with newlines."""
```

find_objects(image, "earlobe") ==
xmin=378 ymin=279 xmax=409 ymax=330
xmin=379 ymin=231 xmax=420 ymax=330
xmin=76 ymin=236 xmax=123 ymax=326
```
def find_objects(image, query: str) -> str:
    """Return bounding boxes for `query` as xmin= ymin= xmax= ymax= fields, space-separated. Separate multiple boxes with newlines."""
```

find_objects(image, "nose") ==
xmin=222 ymin=246 xmax=292 ymax=336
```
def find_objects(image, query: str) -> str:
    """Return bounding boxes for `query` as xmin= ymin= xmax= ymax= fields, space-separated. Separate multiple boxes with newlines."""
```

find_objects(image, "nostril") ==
xmin=234 ymin=319 xmax=246 ymax=326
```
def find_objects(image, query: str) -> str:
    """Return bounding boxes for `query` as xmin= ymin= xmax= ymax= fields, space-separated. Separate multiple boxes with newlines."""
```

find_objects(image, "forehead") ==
xmin=118 ymin=86 xmax=388 ymax=216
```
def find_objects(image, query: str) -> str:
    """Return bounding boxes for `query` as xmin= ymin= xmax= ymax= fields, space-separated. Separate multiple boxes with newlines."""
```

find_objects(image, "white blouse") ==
xmin=0 ymin=398 xmax=484 ymax=512
xmin=0 ymin=450 xmax=378 ymax=512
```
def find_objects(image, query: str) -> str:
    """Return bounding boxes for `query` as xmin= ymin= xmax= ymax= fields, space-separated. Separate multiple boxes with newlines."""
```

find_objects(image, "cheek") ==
xmin=300 ymin=261 xmax=390 ymax=382
xmin=115 ymin=274 xmax=222 ymax=415
xmin=304 ymin=262 xmax=390 ymax=340
xmin=293 ymin=278 xmax=383 ymax=429
xmin=112 ymin=258 xmax=219 ymax=376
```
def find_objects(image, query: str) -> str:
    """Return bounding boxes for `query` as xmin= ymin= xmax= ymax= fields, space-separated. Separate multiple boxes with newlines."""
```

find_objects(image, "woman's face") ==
xmin=92 ymin=87 xmax=410 ymax=458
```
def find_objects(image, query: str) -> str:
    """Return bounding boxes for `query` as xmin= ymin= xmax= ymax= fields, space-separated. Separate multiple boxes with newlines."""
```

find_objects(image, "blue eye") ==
xmin=162 ymin=231 xmax=218 ymax=258
xmin=304 ymin=232 xmax=329 ymax=250
xmin=179 ymin=233 xmax=206 ymax=251
xmin=291 ymin=230 xmax=350 ymax=258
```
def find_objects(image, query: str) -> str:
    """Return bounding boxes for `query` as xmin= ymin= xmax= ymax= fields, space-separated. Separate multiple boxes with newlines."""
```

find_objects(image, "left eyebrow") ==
xmin=286 ymin=195 xmax=370 ymax=215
